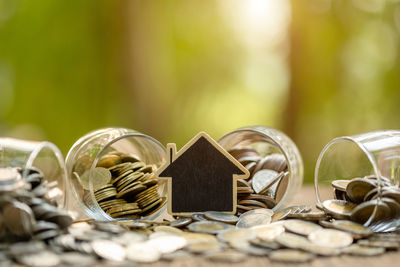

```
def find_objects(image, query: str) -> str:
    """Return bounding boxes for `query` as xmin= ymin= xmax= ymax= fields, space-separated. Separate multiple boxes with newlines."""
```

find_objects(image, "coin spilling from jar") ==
xmin=227 ymin=146 xmax=289 ymax=214
xmin=320 ymin=175 xmax=400 ymax=230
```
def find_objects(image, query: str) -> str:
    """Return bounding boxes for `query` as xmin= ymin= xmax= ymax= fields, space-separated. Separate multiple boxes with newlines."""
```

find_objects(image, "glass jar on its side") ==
xmin=315 ymin=130 xmax=400 ymax=230
xmin=0 ymin=138 xmax=67 ymax=207
xmin=65 ymin=128 xmax=167 ymax=221
xmin=218 ymin=126 xmax=303 ymax=211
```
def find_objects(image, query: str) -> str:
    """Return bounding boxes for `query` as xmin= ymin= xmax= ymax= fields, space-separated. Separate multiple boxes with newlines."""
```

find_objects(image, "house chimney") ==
xmin=166 ymin=143 xmax=177 ymax=164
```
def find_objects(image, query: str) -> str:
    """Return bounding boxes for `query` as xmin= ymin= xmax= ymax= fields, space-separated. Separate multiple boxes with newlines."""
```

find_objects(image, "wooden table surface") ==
xmin=148 ymin=185 xmax=400 ymax=267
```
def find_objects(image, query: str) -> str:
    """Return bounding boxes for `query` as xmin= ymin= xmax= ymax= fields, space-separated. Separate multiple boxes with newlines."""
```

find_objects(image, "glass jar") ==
xmin=315 ymin=130 xmax=400 ymax=230
xmin=0 ymin=138 xmax=67 ymax=207
xmin=65 ymin=128 xmax=167 ymax=221
xmin=218 ymin=126 xmax=303 ymax=211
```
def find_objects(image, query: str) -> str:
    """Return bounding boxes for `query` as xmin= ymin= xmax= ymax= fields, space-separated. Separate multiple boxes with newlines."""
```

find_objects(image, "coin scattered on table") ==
xmin=321 ymin=175 xmax=400 ymax=226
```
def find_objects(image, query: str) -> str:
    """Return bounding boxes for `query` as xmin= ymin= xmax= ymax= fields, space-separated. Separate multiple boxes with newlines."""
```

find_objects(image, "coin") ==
xmin=350 ymin=199 xmax=391 ymax=224
xmin=269 ymin=249 xmax=314 ymax=263
xmin=170 ymin=217 xmax=192 ymax=228
xmin=229 ymin=240 xmax=271 ymax=256
xmin=252 ymin=224 xmax=285 ymax=242
xmin=236 ymin=212 xmax=272 ymax=228
xmin=271 ymin=209 xmax=291 ymax=222
xmin=187 ymin=242 xmax=221 ymax=254
xmin=346 ymin=178 xmax=376 ymax=203
xmin=59 ymin=252 xmax=97 ymax=266
xmin=91 ymin=239 xmax=126 ymax=261
xmin=204 ymin=211 xmax=239 ymax=224
xmin=252 ymin=169 xmax=281 ymax=194
xmin=154 ymin=226 xmax=183 ymax=235
xmin=126 ymin=242 xmax=161 ymax=263
xmin=342 ymin=244 xmax=385 ymax=256
xmin=191 ymin=213 xmax=208 ymax=221
xmin=17 ymin=250 xmax=61 ymax=267
xmin=308 ymin=229 xmax=353 ymax=248
xmin=3 ymin=201 xmax=35 ymax=236
xmin=187 ymin=221 xmax=232 ymax=234
xmin=217 ymin=228 xmax=256 ymax=243
xmin=330 ymin=220 xmax=373 ymax=237
xmin=331 ymin=179 xmax=350 ymax=191
xmin=284 ymin=220 xmax=322 ymax=236
xmin=97 ymin=155 xmax=122 ymax=169
xmin=250 ymin=238 xmax=281 ymax=249
xmin=287 ymin=211 xmax=329 ymax=221
xmin=146 ymin=235 xmax=187 ymax=254
xmin=322 ymin=199 xmax=356 ymax=219
xmin=275 ymin=232 xmax=311 ymax=249
xmin=80 ymin=167 xmax=112 ymax=191
xmin=180 ymin=232 xmax=218 ymax=244
xmin=357 ymin=239 xmax=400 ymax=249
xmin=205 ymin=250 xmax=246 ymax=263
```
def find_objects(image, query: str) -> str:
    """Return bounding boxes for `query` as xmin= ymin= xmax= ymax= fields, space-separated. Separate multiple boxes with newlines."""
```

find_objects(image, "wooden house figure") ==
xmin=156 ymin=132 xmax=249 ymax=216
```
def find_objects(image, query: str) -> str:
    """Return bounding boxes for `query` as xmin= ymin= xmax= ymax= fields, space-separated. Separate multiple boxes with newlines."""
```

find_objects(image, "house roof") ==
xmin=157 ymin=132 xmax=249 ymax=179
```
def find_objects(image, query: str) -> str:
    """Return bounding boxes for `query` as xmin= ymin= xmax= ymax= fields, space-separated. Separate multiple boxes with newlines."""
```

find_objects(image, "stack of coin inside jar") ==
xmin=320 ymin=175 xmax=400 ymax=230
xmin=227 ymin=146 xmax=289 ymax=214
xmin=0 ymin=167 xmax=73 ymax=242
xmin=74 ymin=152 xmax=166 ymax=219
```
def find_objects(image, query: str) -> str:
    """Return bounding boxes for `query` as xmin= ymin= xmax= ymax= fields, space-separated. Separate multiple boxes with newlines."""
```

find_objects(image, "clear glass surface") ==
xmin=315 ymin=130 xmax=400 ymax=228
xmin=65 ymin=128 xmax=167 ymax=221
xmin=0 ymin=138 xmax=67 ymax=207
xmin=218 ymin=125 xmax=304 ymax=211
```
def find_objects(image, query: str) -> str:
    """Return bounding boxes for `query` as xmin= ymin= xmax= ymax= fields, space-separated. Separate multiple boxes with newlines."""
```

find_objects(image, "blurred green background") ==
xmin=1 ymin=0 xmax=400 ymax=182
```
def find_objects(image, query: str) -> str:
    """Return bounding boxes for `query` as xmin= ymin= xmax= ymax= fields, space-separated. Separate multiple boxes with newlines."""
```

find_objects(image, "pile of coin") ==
xmin=0 ymin=167 xmax=72 ymax=243
xmin=1 ymin=204 xmax=399 ymax=265
xmin=91 ymin=153 xmax=166 ymax=219
xmin=227 ymin=146 xmax=289 ymax=214
xmin=320 ymin=175 xmax=400 ymax=228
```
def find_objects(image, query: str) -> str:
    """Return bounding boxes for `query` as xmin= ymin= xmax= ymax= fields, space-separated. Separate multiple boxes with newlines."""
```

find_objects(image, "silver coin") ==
xmin=229 ymin=240 xmax=271 ymax=256
xmin=17 ymin=250 xmax=60 ymax=267
xmin=217 ymin=228 xmax=256 ymax=243
xmin=91 ymin=239 xmax=126 ymax=262
xmin=204 ymin=211 xmax=239 ymax=224
xmin=252 ymin=169 xmax=281 ymax=194
xmin=126 ymin=242 xmax=161 ymax=263
xmin=236 ymin=209 xmax=272 ymax=228
xmin=275 ymin=232 xmax=311 ymax=249
xmin=308 ymin=229 xmax=353 ymax=248
xmin=284 ymin=220 xmax=322 ymax=236
xmin=3 ymin=201 xmax=35 ymax=235
xmin=205 ymin=250 xmax=246 ymax=263
xmin=187 ymin=221 xmax=232 ymax=234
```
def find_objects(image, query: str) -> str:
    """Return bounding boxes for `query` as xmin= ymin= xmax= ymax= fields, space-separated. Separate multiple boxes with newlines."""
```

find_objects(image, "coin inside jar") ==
xmin=346 ymin=178 xmax=376 ymax=204
xmin=322 ymin=199 xmax=356 ymax=219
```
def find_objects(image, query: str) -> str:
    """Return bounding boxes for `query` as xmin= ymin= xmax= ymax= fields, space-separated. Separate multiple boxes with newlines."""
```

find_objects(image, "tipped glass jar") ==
xmin=65 ymin=128 xmax=167 ymax=221
xmin=0 ymin=138 xmax=67 ymax=207
xmin=218 ymin=126 xmax=304 ymax=212
xmin=315 ymin=130 xmax=400 ymax=231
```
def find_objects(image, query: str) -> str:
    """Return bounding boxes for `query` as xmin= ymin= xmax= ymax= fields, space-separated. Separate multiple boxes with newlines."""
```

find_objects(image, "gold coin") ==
xmin=331 ymin=220 xmax=372 ymax=237
xmin=346 ymin=178 xmax=376 ymax=203
xmin=116 ymin=184 xmax=147 ymax=199
xmin=350 ymin=199 xmax=391 ymax=224
xmin=97 ymin=155 xmax=121 ymax=168
xmin=142 ymin=197 xmax=166 ymax=215
xmin=322 ymin=199 xmax=356 ymax=219
xmin=331 ymin=179 xmax=350 ymax=191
